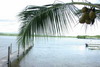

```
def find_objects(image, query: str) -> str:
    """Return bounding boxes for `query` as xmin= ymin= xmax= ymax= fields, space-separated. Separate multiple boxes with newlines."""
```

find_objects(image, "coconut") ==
xmin=83 ymin=12 xmax=91 ymax=24
xmin=89 ymin=10 xmax=96 ymax=20
xmin=85 ymin=19 xmax=91 ymax=24
xmin=79 ymin=17 xmax=85 ymax=24
xmin=82 ymin=12 xmax=90 ymax=20
xmin=79 ymin=12 xmax=90 ymax=24
xmin=82 ymin=7 xmax=88 ymax=13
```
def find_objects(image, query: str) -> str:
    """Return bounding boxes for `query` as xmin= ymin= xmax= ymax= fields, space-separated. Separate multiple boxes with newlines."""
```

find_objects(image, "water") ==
xmin=1 ymin=36 xmax=100 ymax=67
xmin=0 ymin=36 xmax=18 ymax=59
xmin=19 ymin=37 xmax=100 ymax=67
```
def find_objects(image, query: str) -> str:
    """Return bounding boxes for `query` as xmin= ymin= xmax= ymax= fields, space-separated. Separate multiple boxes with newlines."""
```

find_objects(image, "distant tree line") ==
xmin=77 ymin=35 xmax=100 ymax=39
xmin=0 ymin=33 xmax=18 ymax=36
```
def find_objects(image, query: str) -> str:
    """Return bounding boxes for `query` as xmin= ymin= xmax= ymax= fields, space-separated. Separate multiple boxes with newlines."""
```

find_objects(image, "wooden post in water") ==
xmin=17 ymin=44 xmax=20 ymax=60
xmin=10 ymin=43 xmax=12 ymax=54
xmin=7 ymin=46 xmax=11 ymax=67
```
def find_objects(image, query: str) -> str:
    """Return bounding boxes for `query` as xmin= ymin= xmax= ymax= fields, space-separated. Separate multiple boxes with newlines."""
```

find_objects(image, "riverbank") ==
xmin=1 ymin=33 xmax=100 ymax=39
xmin=0 ymin=33 xmax=18 ymax=36
xmin=0 ymin=33 xmax=76 ymax=38
xmin=77 ymin=35 xmax=100 ymax=39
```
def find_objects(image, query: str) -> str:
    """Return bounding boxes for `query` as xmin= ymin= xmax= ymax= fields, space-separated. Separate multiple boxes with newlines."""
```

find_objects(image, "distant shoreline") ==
xmin=0 ymin=33 xmax=100 ymax=39
xmin=0 ymin=33 xmax=18 ymax=36
xmin=0 ymin=33 xmax=76 ymax=38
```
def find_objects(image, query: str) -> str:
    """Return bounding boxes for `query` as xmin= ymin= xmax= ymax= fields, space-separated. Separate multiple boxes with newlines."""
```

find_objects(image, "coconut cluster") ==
xmin=79 ymin=7 xmax=96 ymax=25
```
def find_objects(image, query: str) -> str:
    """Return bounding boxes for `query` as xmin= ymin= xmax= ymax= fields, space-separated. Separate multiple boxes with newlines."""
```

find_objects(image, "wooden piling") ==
xmin=10 ymin=44 xmax=12 ymax=54
xmin=7 ymin=46 xmax=11 ymax=67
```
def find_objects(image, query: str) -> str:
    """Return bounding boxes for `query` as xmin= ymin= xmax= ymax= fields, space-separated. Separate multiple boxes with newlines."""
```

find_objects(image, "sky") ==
xmin=0 ymin=0 xmax=99 ymax=36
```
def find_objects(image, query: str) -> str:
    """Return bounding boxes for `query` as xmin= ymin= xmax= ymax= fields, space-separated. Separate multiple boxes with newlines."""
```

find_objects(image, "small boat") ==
xmin=85 ymin=43 xmax=100 ymax=47
xmin=85 ymin=43 xmax=100 ymax=50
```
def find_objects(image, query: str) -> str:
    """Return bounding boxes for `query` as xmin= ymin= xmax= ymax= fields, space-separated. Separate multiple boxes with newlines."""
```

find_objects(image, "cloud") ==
xmin=0 ymin=21 xmax=20 ymax=33
xmin=0 ymin=19 xmax=15 ymax=22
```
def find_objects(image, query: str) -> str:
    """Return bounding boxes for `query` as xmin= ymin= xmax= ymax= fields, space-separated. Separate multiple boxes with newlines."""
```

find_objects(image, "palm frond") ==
xmin=17 ymin=2 xmax=100 ymax=48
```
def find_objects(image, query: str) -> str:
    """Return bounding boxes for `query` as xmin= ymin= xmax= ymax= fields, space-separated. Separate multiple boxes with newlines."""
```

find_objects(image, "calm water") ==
xmin=19 ymin=37 xmax=100 ymax=67
xmin=0 ymin=36 xmax=18 ymax=59
xmin=1 ymin=36 xmax=100 ymax=67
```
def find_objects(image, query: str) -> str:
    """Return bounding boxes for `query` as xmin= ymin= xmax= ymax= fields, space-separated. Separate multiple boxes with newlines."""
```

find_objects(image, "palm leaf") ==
xmin=17 ymin=2 xmax=100 ymax=48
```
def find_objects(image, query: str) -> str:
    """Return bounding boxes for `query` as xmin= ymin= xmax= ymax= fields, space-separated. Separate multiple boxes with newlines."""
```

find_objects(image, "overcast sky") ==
xmin=0 ymin=0 xmax=99 ymax=36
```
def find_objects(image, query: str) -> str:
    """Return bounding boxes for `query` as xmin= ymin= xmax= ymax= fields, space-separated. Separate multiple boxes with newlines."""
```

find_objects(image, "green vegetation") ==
xmin=0 ymin=33 xmax=76 ymax=38
xmin=77 ymin=35 xmax=100 ymax=39
xmin=77 ymin=35 xmax=86 ymax=39
xmin=1 ymin=33 xmax=100 ymax=39
xmin=35 ymin=35 xmax=76 ymax=38
xmin=0 ymin=33 xmax=18 ymax=36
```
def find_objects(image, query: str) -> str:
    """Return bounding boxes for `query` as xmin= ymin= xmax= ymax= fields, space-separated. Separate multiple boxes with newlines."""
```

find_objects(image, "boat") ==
xmin=85 ymin=43 xmax=100 ymax=50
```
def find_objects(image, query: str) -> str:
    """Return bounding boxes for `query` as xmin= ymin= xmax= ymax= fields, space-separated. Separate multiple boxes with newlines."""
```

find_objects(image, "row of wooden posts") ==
xmin=7 ymin=43 xmax=33 ymax=67
xmin=7 ymin=33 xmax=35 ymax=67
xmin=7 ymin=44 xmax=25 ymax=67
